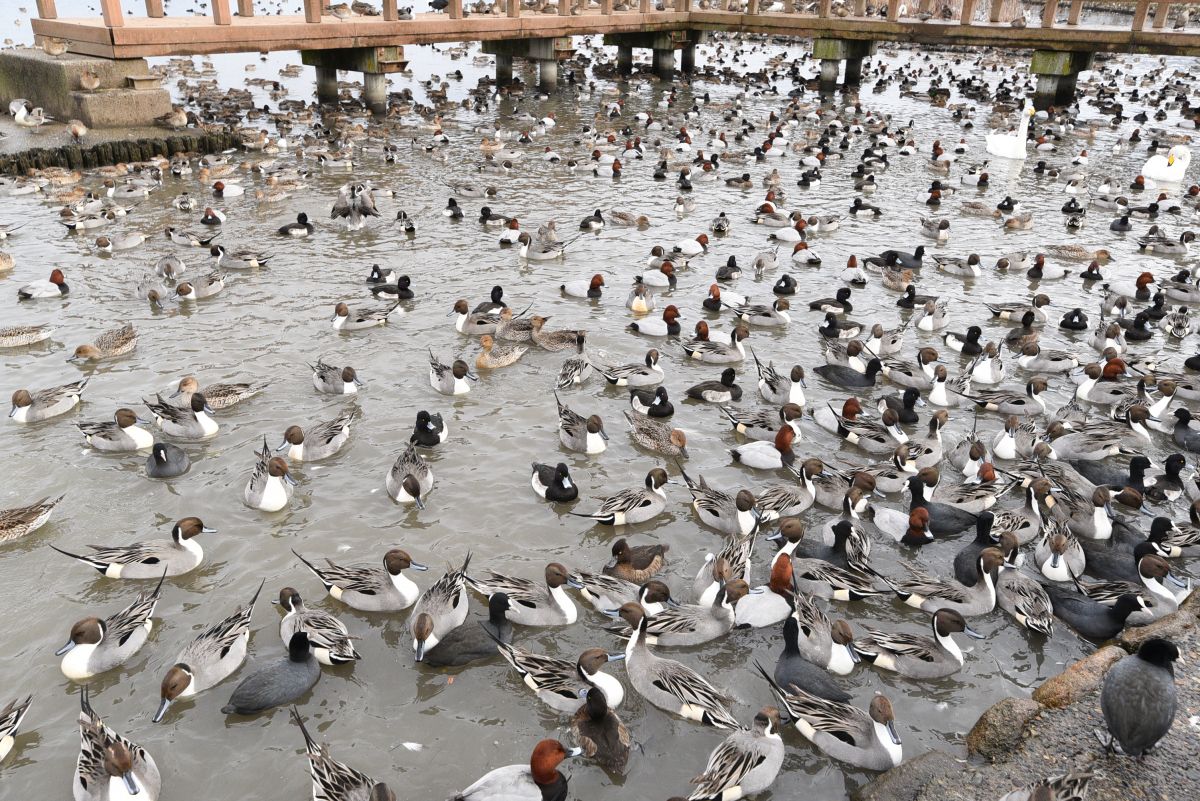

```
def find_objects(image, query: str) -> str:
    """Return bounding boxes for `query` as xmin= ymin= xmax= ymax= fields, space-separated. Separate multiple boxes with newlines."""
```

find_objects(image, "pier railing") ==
xmin=29 ymin=0 xmax=1200 ymax=58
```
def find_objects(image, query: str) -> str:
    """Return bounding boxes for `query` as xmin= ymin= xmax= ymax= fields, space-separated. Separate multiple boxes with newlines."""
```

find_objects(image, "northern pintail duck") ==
xmin=311 ymin=359 xmax=362 ymax=395
xmin=959 ymin=377 xmax=1050 ymax=415
xmin=531 ymin=316 xmax=585 ymax=352
xmin=68 ymin=323 xmax=137 ymax=362
xmin=450 ymin=299 xmax=499 ymax=335
xmin=0 ymin=695 xmax=32 ymax=762
xmin=625 ymin=411 xmax=687 ymax=459
xmin=174 ymin=271 xmax=226 ymax=300
xmin=679 ymin=465 xmax=760 ymax=536
xmin=331 ymin=300 xmax=400 ymax=331
xmin=495 ymin=643 xmax=624 ymax=712
xmin=154 ymin=579 xmax=262 ymax=722
xmin=719 ymin=402 xmax=803 ymax=442
xmin=468 ymin=563 xmax=580 ymax=627
xmin=883 ymin=547 xmax=1004 ymax=616
xmin=0 ymin=323 xmax=55 ymax=348
xmin=75 ymin=687 xmax=161 ymax=801
xmin=429 ymin=351 xmax=478 ymax=395
xmin=10 ymin=376 xmax=88 ymax=423
xmin=610 ymin=581 xmax=751 ymax=646
xmin=753 ymin=352 xmax=806 ymax=405
xmin=685 ymin=706 xmax=785 ymax=800
xmin=476 ymin=335 xmax=527 ymax=370
xmin=77 ymin=408 xmax=154 ymax=452
xmin=729 ymin=298 xmax=791 ymax=328
xmin=221 ymin=631 xmax=319 ymax=715
xmin=1099 ymin=638 xmax=1179 ymax=757
xmin=171 ymin=375 xmax=265 ymax=410
xmin=448 ymin=739 xmax=582 ymax=801
xmin=291 ymin=709 xmax=390 ymax=801
xmin=57 ymin=571 xmax=164 ymax=680
xmin=758 ymin=665 xmax=902 ymax=771
xmin=615 ymin=603 xmax=740 ymax=729
xmin=279 ymin=412 xmax=353 ymax=462
xmin=145 ymin=392 xmax=217 ymax=439
xmin=683 ymin=326 xmax=748 ymax=364
xmin=570 ymin=468 xmax=671 ymax=526
xmin=243 ymin=439 xmax=296 ymax=512
xmin=852 ymin=608 xmax=982 ymax=679
xmin=386 ymin=442 xmax=433 ymax=508
xmin=411 ymin=553 xmax=472 ymax=662
xmin=276 ymin=587 xmax=360 ymax=666
xmin=52 ymin=516 xmax=214 ymax=578
xmin=600 ymin=349 xmax=664 ymax=387
xmin=0 ymin=493 xmax=64 ymax=543
xmin=294 ymin=548 xmax=427 ymax=612
xmin=557 ymin=393 xmax=607 ymax=454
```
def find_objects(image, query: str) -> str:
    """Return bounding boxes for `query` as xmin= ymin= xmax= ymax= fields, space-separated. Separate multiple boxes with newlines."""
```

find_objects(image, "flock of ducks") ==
xmin=1 ymin=15 xmax=1199 ymax=801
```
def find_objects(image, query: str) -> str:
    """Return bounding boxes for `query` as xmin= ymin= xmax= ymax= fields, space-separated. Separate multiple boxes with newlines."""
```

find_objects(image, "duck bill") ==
xmin=846 ymin=643 xmax=861 ymax=663
xmin=599 ymin=430 xmax=610 ymax=442
xmin=765 ymin=530 xmax=784 ymax=543
xmin=152 ymin=697 xmax=171 ymax=723
xmin=136 ymin=418 xmax=152 ymax=426
xmin=601 ymin=608 xmax=622 ymax=618
xmin=414 ymin=641 xmax=426 ymax=662
xmin=748 ymin=586 xmax=767 ymax=595
xmin=201 ymin=526 xmax=218 ymax=534
xmin=605 ymin=652 xmax=626 ymax=662
xmin=566 ymin=578 xmax=585 ymax=589
xmin=412 ymin=497 xmax=426 ymax=511
xmin=354 ymin=378 xmax=366 ymax=387
xmin=284 ymin=474 xmax=299 ymax=487
xmin=55 ymin=640 xmax=76 ymax=656
xmin=121 ymin=772 xmax=140 ymax=795
xmin=886 ymin=720 xmax=902 ymax=746
xmin=963 ymin=625 xmax=985 ymax=640
xmin=410 ymin=562 xmax=429 ymax=572
xmin=565 ymin=746 xmax=584 ymax=758
xmin=275 ymin=441 xmax=289 ymax=452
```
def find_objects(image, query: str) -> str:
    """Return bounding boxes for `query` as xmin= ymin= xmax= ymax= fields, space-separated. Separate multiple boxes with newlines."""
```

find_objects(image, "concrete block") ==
xmin=813 ymin=38 xmax=875 ymax=61
xmin=0 ymin=48 xmax=169 ymax=128
xmin=482 ymin=38 xmax=571 ymax=61
xmin=1029 ymin=49 xmax=1093 ymax=76
xmin=301 ymin=46 xmax=407 ymax=74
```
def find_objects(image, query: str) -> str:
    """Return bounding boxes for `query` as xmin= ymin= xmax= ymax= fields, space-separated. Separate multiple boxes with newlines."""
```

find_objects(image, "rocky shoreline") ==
xmin=0 ymin=130 xmax=242 ymax=176
xmin=857 ymin=593 xmax=1200 ymax=801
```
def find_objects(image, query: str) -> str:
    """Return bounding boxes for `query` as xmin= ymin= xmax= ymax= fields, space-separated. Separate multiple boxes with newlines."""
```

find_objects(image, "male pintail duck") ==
xmin=494 ymin=642 xmax=624 ymax=712
xmin=10 ymin=376 xmax=88 ymax=423
xmin=615 ymin=603 xmax=740 ymax=729
xmin=557 ymin=393 xmax=607 ymax=454
xmin=0 ymin=695 xmax=33 ymax=761
xmin=278 ymin=412 xmax=353 ymax=462
xmin=51 ymin=516 xmax=214 ymax=578
xmin=997 ymin=773 xmax=1094 ymax=801
xmin=291 ymin=709 xmax=389 ymax=801
xmin=757 ymin=662 xmax=902 ymax=770
xmin=276 ymin=587 xmax=360 ymax=666
xmin=57 ymin=571 xmax=165 ymax=681
xmin=221 ymin=630 xmax=319 ymax=715
xmin=852 ymin=608 xmax=983 ymax=680
xmin=685 ymin=707 xmax=786 ymax=800
xmin=679 ymin=465 xmax=760 ymax=536
xmin=154 ymin=580 xmax=263 ymax=722
xmin=331 ymin=300 xmax=401 ymax=331
xmin=243 ymin=439 xmax=296 ymax=512
xmin=386 ymin=442 xmax=433 ymax=508
xmin=600 ymin=349 xmax=664 ymax=387
xmin=468 ymin=563 xmax=581 ymax=627
xmin=146 ymin=392 xmax=218 ymax=439
xmin=411 ymin=553 xmax=472 ymax=662
xmin=448 ymin=739 xmax=582 ymax=801
xmin=311 ymin=359 xmax=362 ymax=395
xmin=683 ymin=326 xmax=749 ymax=364
xmin=718 ymin=403 xmax=803 ymax=442
xmin=570 ymin=468 xmax=671 ymax=526
xmin=429 ymin=350 xmax=477 ymax=395
xmin=75 ymin=687 xmax=161 ymax=801
xmin=449 ymin=299 xmax=499 ymax=335
xmin=77 ymin=408 xmax=154 ymax=452
xmin=294 ymin=548 xmax=428 ymax=612
xmin=882 ymin=548 xmax=1004 ymax=616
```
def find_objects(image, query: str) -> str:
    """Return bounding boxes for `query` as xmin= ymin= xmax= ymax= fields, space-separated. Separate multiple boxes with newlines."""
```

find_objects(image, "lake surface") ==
xmin=1 ymin=2 xmax=1197 ymax=800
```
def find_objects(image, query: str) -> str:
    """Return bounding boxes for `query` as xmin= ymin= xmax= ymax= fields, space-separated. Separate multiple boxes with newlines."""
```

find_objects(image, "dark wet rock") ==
xmin=1031 ymin=645 xmax=1124 ymax=709
xmin=853 ymin=749 xmax=960 ymax=801
xmin=966 ymin=697 xmax=1041 ymax=761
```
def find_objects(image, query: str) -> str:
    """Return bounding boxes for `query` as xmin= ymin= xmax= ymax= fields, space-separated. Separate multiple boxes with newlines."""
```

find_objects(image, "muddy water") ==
xmin=1 ymin=2 xmax=1197 ymax=800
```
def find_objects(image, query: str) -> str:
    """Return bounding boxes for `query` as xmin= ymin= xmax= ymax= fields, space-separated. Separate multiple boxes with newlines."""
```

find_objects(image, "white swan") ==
xmin=1142 ymin=144 xmax=1192 ymax=183
xmin=985 ymin=103 xmax=1035 ymax=160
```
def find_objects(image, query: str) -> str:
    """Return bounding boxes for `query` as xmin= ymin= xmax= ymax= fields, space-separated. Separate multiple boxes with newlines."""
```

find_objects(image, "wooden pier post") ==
xmin=35 ymin=0 xmax=58 ymax=20
xmin=145 ymin=0 xmax=164 ymax=18
xmin=237 ymin=0 xmax=254 ymax=16
xmin=304 ymin=0 xmax=322 ymax=22
xmin=100 ymin=0 xmax=125 ymax=27
xmin=1041 ymin=0 xmax=1057 ymax=27
xmin=1067 ymin=0 xmax=1083 ymax=24
xmin=212 ymin=0 xmax=233 ymax=25
xmin=383 ymin=0 xmax=398 ymax=20
xmin=959 ymin=0 xmax=976 ymax=24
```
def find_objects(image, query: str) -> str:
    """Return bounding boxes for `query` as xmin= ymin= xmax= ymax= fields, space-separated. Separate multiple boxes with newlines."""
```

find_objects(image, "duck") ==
xmin=614 ymin=603 xmax=740 ymax=729
xmin=625 ymin=411 xmax=688 ymax=459
xmin=609 ymin=580 xmax=750 ymax=646
xmin=311 ymin=359 xmax=362 ymax=395
xmin=570 ymin=468 xmax=671 ymax=526
xmin=752 ymin=354 xmax=806 ymax=406
xmin=429 ymin=352 xmax=477 ymax=395
xmin=686 ymin=368 xmax=742 ymax=403
xmin=277 ymin=212 xmax=314 ymax=237
xmin=630 ymin=386 xmax=674 ymax=418
xmin=368 ymin=274 xmax=414 ymax=300
xmin=293 ymin=548 xmax=427 ymax=613
xmin=851 ymin=608 xmax=983 ymax=679
xmin=290 ymin=710 xmax=391 ymax=801
xmin=683 ymin=327 xmax=748 ymax=364
xmin=386 ymin=442 xmax=433 ymax=508
xmin=557 ymin=394 xmax=608 ymax=454
xmin=410 ymin=553 xmax=472 ymax=663
xmin=942 ymin=325 xmax=983 ymax=355
xmin=0 ymin=493 xmax=64 ymax=544
xmin=1099 ymin=638 xmax=1179 ymax=757
xmin=242 ymin=439 xmax=296 ymax=512
xmin=561 ymin=274 xmax=605 ymax=299
xmin=884 ymin=547 xmax=1004 ymax=616
xmin=448 ymin=739 xmax=582 ymax=801
xmin=153 ymin=580 xmax=262 ymax=722
xmin=68 ymin=323 xmax=138 ymax=362
xmin=77 ymin=408 xmax=154 ymax=452
xmin=276 ymin=585 xmax=360 ymax=667
xmin=729 ymin=299 xmax=792 ymax=328
xmin=9 ymin=376 xmax=88 ymax=423
xmin=997 ymin=774 xmax=1095 ymax=801
xmin=221 ymin=631 xmax=320 ymax=715
xmin=679 ymin=466 xmax=759 ymax=536
xmin=74 ymin=688 xmax=161 ymax=801
xmin=628 ymin=305 xmax=682 ymax=337
xmin=813 ymin=358 xmax=884 ymax=389
xmin=571 ymin=689 xmax=631 ymax=774
xmin=278 ymin=412 xmax=353 ymax=463
xmin=685 ymin=707 xmax=786 ymax=800
xmin=774 ymin=615 xmax=852 ymax=702
xmin=57 ymin=573 xmax=164 ymax=681
xmin=331 ymin=300 xmax=400 ymax=331
xmin=531 ymin=462 xmax=578 ymax=503
xmin=758 ymin=665 xmax=902 ymax=771
xmin=169 ymin=375 xmax=264 ymax=410
xmin=957 ymin=377 xmax=1050 ymax=416
xmin=495 ymin=643 xmax=623 ymax=712
xmin=17 ymin=268 xmax=69 ymax=300
xmin=718 ymin=403 xmax=804 ymax=442
xmin=601 ymin=349 xmax=664 ymax=386
xmin=51 ymin=516 xmax=214 ymax=578
xmin=468 ymin=563 xmax=580 ymax=627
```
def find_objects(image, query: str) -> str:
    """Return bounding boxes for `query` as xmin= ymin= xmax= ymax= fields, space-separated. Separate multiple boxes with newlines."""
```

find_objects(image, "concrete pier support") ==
xmin=812 ymin=38 xmax=876 ymax=93
xmin=363 ymin=72 xmax=387 ymax=113
xmin=302 ymin=46 xmax=407 ymax=108
xmin=1029 ymin=49 xmax=1093 ymax=110
xmin=680 ymin=44 xmax=696 ymax=74
xmin=495 ymin=53 xmax=513 ymax=86
xmin=844 ymin=56 xmax=864 ymax=86
xmin=315 ymin=66 xmax=338 ymax=104
xmin=0 ymin=47 xmax=170 ymax=128
xmin=617 ymin=45 xmax=633 ymax=75
xmin=539 ymin=58 xmax=559 ymax=90
xmin=653 ymin=48 xmax=676 ymax=80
